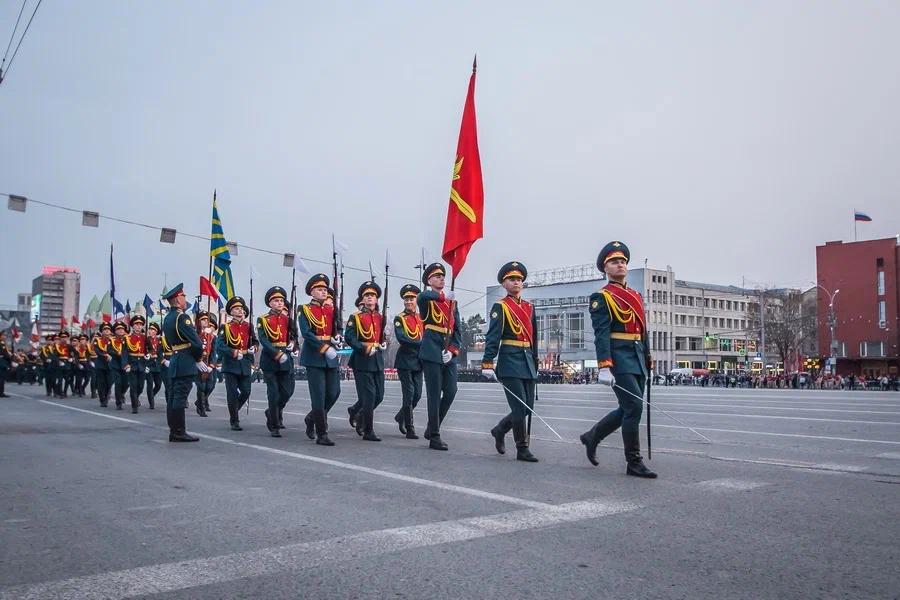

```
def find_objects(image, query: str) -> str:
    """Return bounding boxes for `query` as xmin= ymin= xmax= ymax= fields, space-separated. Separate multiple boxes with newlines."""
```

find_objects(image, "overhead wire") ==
xmin=1 ymin=0 xmax=28 ymax=70
xmin=0 ymin=0 xmax=42 ymax=83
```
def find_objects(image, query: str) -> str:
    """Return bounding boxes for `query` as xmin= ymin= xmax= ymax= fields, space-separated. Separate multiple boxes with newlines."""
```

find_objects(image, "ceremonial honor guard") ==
xmin=0 ymin=332 xmax=10 ymax=398
xmin=87 ymin=333 xmax=99 ymax=398
xmin=345 ymin=281 xmax=386 ymax=442
xmin=74 ymin=334 xmax=91 ymax=397
xmin=160 ymin=331 xmax=174 ymax=406
xmin=194 ymin=312 xmax=218 ymax=417
xmin=93 ymin=323 xmax=113 ymax=407
xmin=393 ymin=284 xmax=424 ymax=439
xmin=580 ymin=241 xmax=656 ymax=478
xmin=41 ymin=334 xmax=56 ymax=396
xmin=481 ymin=262 xmax=539 ymax=462
xmin=161 ymin=284 xmax=204 ymax=442
xmin=124 ymin=315 xmax=148 ymax=414
xmin=54 ymin=331 xmax=74 ymax=398
xmin=417 ymin=263 xmax=461 ymax=451
xmin=145 ymin=322 xmax=163 ymax=409
xmin=108 ymin=322 xmax=128 ymax=409
xmin=217 ymin=296 xmax=256 ymax=431
xmin=298 ymin=274 xmax=340 ymax=446
xmin=257 ymin=286 xmax=293 ymax=437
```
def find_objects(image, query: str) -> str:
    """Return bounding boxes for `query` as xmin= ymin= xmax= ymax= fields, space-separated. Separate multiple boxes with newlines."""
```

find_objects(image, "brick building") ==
xmin=815 ymin=237 xmax=899 ymax=377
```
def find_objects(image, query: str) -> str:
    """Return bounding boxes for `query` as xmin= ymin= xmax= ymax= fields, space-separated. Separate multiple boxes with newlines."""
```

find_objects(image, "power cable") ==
xmin=1 ymin=0 xmax=43 ymax=84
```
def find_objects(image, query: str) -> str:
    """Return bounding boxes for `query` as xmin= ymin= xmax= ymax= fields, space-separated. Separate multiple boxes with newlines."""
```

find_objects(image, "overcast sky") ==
xmin=2 ymin=1 xmax=899 ymax=317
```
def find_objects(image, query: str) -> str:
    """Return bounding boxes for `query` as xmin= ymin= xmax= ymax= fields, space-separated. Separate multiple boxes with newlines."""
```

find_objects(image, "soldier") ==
xmin=345 ymin=281 xmax=386 ymax=442
xmin=298 ymin=274 xmax=340 ymax=446
xmin=161 ymin=284 xmax=204 ymax=442
xmin=160 ymin=329 xmax=174 ymax=407
xmin=194 ymin=312 xmax=218 ymax=417
xmin=41 ymin=333 xmax=57 ymax=396
xmin=393 ymin=284 xmax=424 ymax=439
xmin=417 ymin=263 xmax=462 ymax=451
xmin=145 ymin=322 xmax=163 ymax=409
xmin=108 ymin=321 xmax=129 ymax=409
xmin=257 ymin=286 xmax=292 ymax=438
xmin=93 ymin=323 xmax=113 ymax=407
xmin=54 ymin=331 xmax=74 ymax=398
xmin=73 ymin=334 xmax=91 ymax=397
xmin=87 ymin=333 xmax=99 ymax=398
xmin=0 ymin=331 xmax=10 ymax=398
xmin=124 ymin=315 xmax=148 ymax=414
xmin=579 ymin=241 xmax=656 ymax=478
xmin=482 ymin=262 xmax=539 ymax=462
xmin=217 ymin=296 xmax=257 ymax=431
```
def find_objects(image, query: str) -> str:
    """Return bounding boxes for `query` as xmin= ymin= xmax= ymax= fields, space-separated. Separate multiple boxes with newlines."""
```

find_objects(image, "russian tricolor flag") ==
xmin=854 ymin=211 xmax=872 ymax=222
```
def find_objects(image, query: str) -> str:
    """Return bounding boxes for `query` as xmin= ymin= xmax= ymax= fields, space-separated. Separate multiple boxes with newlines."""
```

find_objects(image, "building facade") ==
xmin=31 ymin=267 xmax=81 ymax=336
xmin=816 ymin=238 xmax=899 ymax=377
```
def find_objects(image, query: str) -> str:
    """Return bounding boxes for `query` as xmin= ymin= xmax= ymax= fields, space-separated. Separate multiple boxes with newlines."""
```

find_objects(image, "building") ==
xmin=478 ymin=264 xmax=766 ymax=375
xmin=816 ymin=237 xmax=899 ymax=377
xmin=32 ymin=267 xmax=81 ymax=336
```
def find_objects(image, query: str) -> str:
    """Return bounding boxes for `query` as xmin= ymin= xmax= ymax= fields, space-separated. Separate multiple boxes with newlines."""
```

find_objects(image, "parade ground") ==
xmin=1 ymin=381 xmax=898 ymax=599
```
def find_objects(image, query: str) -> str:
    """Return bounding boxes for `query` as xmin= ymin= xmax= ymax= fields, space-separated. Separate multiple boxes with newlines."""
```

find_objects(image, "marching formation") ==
xmin=5 ymin=242 xmax=657 ymax=478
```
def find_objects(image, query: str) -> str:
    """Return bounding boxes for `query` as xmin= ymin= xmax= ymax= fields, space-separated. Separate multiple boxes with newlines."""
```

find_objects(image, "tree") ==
xmin=746 ymin=290 xmax=813 ymax=370
xmin=458 ymin=313 xmax=486 ymax=366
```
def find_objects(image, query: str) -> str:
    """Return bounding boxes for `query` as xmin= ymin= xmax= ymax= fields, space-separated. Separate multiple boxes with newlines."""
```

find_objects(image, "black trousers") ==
xmin=585 ymin=372 xmax=645 ymax=443
xmin=263 ymin=370 xmax=292 ymax=428
xmin=397 ymin=368 xmax=423 ymax=414
xmin=422 ymin=360 xmax=458 ymax=436
xmin=168 ymin=375 xmax=193 ymax=410
xmin=128 ymin=369 xmax=145 ymax=408
xmin=494 ymin=377 xmax=536 ymax=447
xmin=95 ymin=369 xmax=111 ymax=403
xmin=352 ymin=370 xmax=385 ymax=434
xmin=111 ymin=370 xmax=126 ymax=406
xmin=224 ymin=371 xmax=251 ymax=424
xmin=307 ymin=366 xmax=341 ymax=413
xmin=146 ymin=371 xmax=162 ymax=405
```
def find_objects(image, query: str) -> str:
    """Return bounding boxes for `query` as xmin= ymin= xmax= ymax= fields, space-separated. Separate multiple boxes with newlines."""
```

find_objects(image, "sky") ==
xmin=2 ymin=1 xmax=899 ymax=318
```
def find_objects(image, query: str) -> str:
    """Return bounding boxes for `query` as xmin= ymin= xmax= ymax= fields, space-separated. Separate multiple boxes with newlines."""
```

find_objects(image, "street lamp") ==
xmin=811 ymin=282 xmax=840 ymax=372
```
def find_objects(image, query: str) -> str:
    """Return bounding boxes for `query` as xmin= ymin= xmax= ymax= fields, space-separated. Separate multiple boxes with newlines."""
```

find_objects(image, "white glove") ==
xmin=89 ymin=361 xmax=95 ymax=368
xmin=196 ymin=361 xmax=211 ymax=373
xmin=330 ymin=335 xmax=343 ymax=346
xmin=144 ymin=367 xmax=150 ymax=373
xmin=163 ymin=359 xmax=170 ymax=367
xmin=291 ymin=350 xmax=299 ymax=358
xmin=325 ymin=347 xmax=338 ymax=360
xmin=144 ymin=354 xmax=151 ymax=360
xmin=379 ymin=342 xmax=387 ymax=351
xmin=481 ymin=368 xmax=496 ymax=381
xmin=11 ymin=362 xmax=19 ymax=368
xmin=597 ymin=367 xmax=616 ymax=387
xmin=367 ymin=345 xmax=378 ymax=356
xmin=443 ymin=290 xmax=456 ymax=302
xmin=124 ymin=364 xmax=131 ymax=373
xmin=247 ymin=346 xmax=256 ymax=354
xmin=235 ymin=351 xmax=244 ymax=360
xmin=441 ymin=350 xmax=453 ymax=364
xmin=278 ymin=352 xmax=288 ymax=364
xmin=286 ymin=342 xmax=295 ymax=352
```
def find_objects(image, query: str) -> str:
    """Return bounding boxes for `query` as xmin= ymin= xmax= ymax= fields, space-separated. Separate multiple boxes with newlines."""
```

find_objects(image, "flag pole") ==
xmin=207 ymin=190 xmax=216 ymax=315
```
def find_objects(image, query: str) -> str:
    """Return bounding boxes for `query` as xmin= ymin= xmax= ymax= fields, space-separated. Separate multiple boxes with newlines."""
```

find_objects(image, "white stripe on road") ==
xmin=695 ymin=478 xmax=769 ymax=491
xmin=37 ymin=400 xmax=551 ymax=510
xmin=876 ymin=452 xmax=900 ymax=460
xmin=0 ymin=498 xmax=637 ymax=600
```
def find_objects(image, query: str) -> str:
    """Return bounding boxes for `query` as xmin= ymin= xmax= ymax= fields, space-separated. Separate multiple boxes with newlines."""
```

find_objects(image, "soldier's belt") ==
xmin=272 ymin=342 xmax=288 ymax=348
xmin=315 ymin=336 xmax=331 ymax=341
xmin=501 ymin=340 xmax=531 ymax=347
xmin=610 ymin=333 xmax=641 ymax=341
xmin=171 ymin=343 xmax=191 ymax=351
xmin=425 ymin=324 xmax=448 ymax=334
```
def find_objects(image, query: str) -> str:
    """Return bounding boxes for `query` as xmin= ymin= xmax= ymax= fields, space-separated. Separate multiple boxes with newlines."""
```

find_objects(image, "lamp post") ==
xmin=812 ymin=283 xmax=840 ymax=373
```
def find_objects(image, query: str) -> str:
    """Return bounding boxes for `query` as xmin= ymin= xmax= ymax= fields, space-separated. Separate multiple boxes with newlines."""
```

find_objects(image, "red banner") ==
xmin=199 ymin=276 xmax=220 ymax=301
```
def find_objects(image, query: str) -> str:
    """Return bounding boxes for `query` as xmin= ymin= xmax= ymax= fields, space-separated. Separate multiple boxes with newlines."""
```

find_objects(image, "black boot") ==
xmin=491 ymin=415 xmax=511 ymax=455
xmin=362 ymin=410 xmax=381 ymax=442
xmin=170 ymin=409 xmax=199 ymax=442
xmin=395 ymin=408 xmax=407 ymax=435
xmin=580 ymin=412 xmax=619 ymax=467
xmin=354 ymin=408 xmax=364 ymax=436
xmin=623 ymin=430 xmax=656 ymax=478
xmin=304 ymin=412 xmax=316 ymax=440
xmin=315 ymin=410 xmax=334 ymax=446
xmin=277 ymin=406 xmax=285 ymax=429
xmin=204 ymin=394 xmax=211 ymax=412
xmin=347 ymin=405 xmax=358 ymax=429
xmin=148 ymin=396 xmax=155 ymax=410
xmin=195 ymin=392 xmax=207 ymax=417
xmin=405 ymin=407 xmax=418 ymax=440
xmin=513 ymin=421 xmax=538 ymax=462
xmin=429 ymin=434 xmax=448 ymax=451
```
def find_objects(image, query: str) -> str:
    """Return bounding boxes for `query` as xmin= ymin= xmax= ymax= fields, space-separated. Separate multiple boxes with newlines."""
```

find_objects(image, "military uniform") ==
xmin=345 ymin=281 xmax=386 ymax=442
xmin=580 ymin=241 xmax=656 ymax=478
xmin=93 ymin=324 xmax=114 ymax=406
xmin=54 ymin=331 xmax=74 ymax=398
xmin=0 ymin=334 xmax=11 ymax=397
xmin=73 ymin=335 xmax=92 ymax=397
xmin=298 ymin=274 xmax=340 ymax=446
xmin=41 ymin=335 xmax=57 ymax=396
xmin=160 ymin=331 xmax=174 ymax=407
xmin=483 ymin=262 xmax=539 ymax=462
xmin=417 ymin=263 xmax=462 ymax=450
xmin=145 ymin=323 xmax=163 ymax=409
xmin=124 ymin=315 xmax=148 ymax=413
xmin=393 ymin=284 xmax=424 ymax=439
xmin=217 ymin=296 xmax=256 ymax=431
xmin=161 ymin=284 xmax=202 ymax=442
xmin=108 ymin=322 xmax=128 ymax=409
xmin=193 ymin=312 xmax=219 ymax=417
xmin=257 ymin=286 xmax=293 ymax=437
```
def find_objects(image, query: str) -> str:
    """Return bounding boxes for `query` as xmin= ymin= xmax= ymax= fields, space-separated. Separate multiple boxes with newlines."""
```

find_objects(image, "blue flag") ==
xmin=125 ymin=299 xmax=132 ymax=314
xmin=112 ymin=298 xmax=125 ymax=318
xmin=210 ymin=192 xmax=236 ymax=300
xmin=143 ymin=294 xmax=155 ymax=317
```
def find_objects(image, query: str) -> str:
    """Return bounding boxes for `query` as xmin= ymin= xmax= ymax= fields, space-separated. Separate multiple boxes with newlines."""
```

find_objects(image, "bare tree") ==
xmin=746 ymin=290 xmax=813 ymax=368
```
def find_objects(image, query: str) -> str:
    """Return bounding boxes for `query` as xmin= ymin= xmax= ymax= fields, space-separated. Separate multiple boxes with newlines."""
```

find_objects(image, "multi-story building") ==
xmin=816 ymin=237 xmax=899 ymax=377
xmin=31 ymin=266 xmax=81 ymax=336
xmin=480 ymin=264 xmax=764 ymax=374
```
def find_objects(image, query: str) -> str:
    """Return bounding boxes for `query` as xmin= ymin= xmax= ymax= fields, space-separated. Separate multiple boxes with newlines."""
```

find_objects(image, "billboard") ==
xmin=30 ymin=294 xmax=41 ymax=321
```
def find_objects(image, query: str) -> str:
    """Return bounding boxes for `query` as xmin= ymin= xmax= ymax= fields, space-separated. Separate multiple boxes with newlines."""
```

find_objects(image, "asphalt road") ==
xmin=1 ymin=379 xmax=898 ymax=599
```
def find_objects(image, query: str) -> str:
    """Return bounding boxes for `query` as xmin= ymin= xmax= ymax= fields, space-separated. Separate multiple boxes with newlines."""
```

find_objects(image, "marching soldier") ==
xmin=257 ymin=286 xmax=293 ymax=437
xmin=482 ymin=262 xmax=539 ymax=462
xmin=125 ymin=315 xmax=148 ymax=414
xmin=73 ymin=334 xmax=91 ymax=397
xmin=579 ymin=241 xmax=656 ymax=478
xmin=298 ymin=274 xmax=340 ymax=446
xmin=393 ymin=284 xmax=424 ymax=439
xmin=194 ymin=312 xmax=218 ymax=417
xmin=161 ymin=284 xmax=204 ymax=442
xmin=417 ymin=263 xmax=462 ymax=451
xmin=217 ymin=296 xmax=257 ymax=431
xmin=0 ymin=331 xmax=10 ymax=398
xmin=54 ymin=331 xmax=74 ymax=398
xmin=345 ymin=281 xmax=386 ymax=442
xmin=93 ymin=323 xmax=113 ymax=407
xmin=145 ymin=322 xmax=163 ymax=409
xmin=160 ymin=329 xmax=174 ymax=407
xmin=108 ymin=322 xmax=129 ymax=409
xmin=87 ymin=333 xmax=99 ymax=398
xmin=41 ymin=333 xmax=57 ymax=396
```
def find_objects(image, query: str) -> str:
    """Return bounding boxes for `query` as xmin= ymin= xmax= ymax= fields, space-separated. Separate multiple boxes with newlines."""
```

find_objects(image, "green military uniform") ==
xmin=93 ymin=325 xmax=113 ymax=406
xmin=580 ymin=241 xmax=656 ymax=478
xmin=417 ymin=263 xmax=462 ymax=450
xmin=145 ymin=322 xmax=164 ymax=410
xmin=345 ymin=281 xmax=386 ymax=442
xmin=299 ymin=274 xmax=340 ymax=446
xmin=54 ymin=330 xmax=74 ymax=398
xmin=161 ymin=284 xmax=203 ymax=442
xmin=124 ymin=315 xmax=148 ymax=414
xmin=193 ymin=312 xmax=219 ymax=418
xmin=108 ymin=322 xmax=128 ymax=409
xmin=217 ymin=296 xmax=256 ymax=431
xmin=483 ymin=262 xmax=539 ymax=462
xmin=393 ymin=284 xmax=424 ymax=439
xmin=257 ymin=286 xmax=293 ymax=437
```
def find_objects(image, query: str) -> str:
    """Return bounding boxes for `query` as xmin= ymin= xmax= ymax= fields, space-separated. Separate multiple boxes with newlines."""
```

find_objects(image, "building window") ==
xmin=652 ymin=275 xmax=657 ymax=283
xmin=675 ymin=336 xmax=686 ymax=351
xmin=719 ymin=338 xmax=732 ymax=352
xmin=860 ymin=341 xmax=884 ymax=357
xmin=877 ymin=271 xmax=885 ymax=296
xmin=689 ymin=337 xmax=701 ymax=351
xmin=876 ymin=257 xmax=884 ymax=267
xmin=726 ymin=300 xmax=732 ymax=311
xmin=662 ymin=291 xmax=667 ymax=303
xmin=567 ymin=313 xmax=584 ymax=349
xmin=878 ymin=300 xmax=887 ymax=328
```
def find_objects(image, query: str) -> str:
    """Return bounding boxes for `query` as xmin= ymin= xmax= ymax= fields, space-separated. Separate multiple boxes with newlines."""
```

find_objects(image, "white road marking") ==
xmin=695 ymin=478 xmax=769 ymax=491
xmin=37 ymin=400 xmax=551 ymax=510
xmin=875 ymin=452 xmax=900 ymax=460
xmin=812 ymin=463 xmax=866 ymax=472
xmin=125 ymin=504 xmax=177 ymax=512
xmin=0 ymin=498 xmax=638 ymax=600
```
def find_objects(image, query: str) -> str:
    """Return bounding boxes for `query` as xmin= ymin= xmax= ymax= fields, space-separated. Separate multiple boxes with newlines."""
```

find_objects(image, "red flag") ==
xmin=72 ymin=314 xmax=80 ymax=324
xmin=199 ymin=276 xmax=220 ymax=301
xmin=60 ymin=316 xmax=67 ymax=328
xmin=441 ymin=58 xmax=484 ymax=278
xmin=86 ymin=318 xmax=96 ymax=330
xmin=30 ymin=321 xmax=39 ymax=343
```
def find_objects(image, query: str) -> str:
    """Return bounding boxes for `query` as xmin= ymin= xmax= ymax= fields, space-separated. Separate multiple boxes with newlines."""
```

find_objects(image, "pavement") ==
xmin=1 ymin=380 xmax=898 ymax=599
